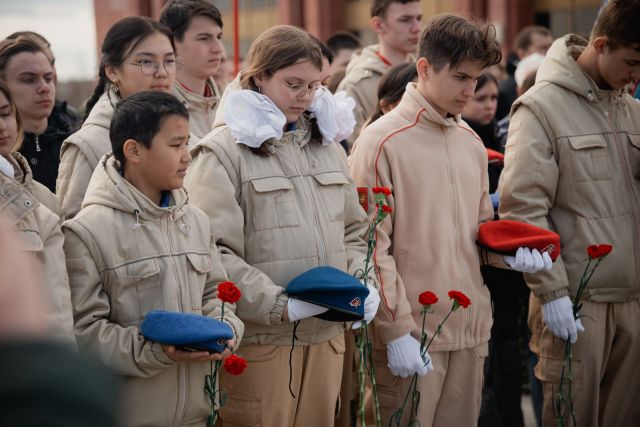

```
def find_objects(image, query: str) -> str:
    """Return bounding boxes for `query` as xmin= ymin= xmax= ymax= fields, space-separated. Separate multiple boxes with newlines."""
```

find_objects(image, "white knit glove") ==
xmin=286 ymin=298 xmax=329 ymax=322
xmin=542 ymin=296 xmax=584 ymax=343
xmin=505 ymin=247 xmax=553 ymax=273
xmin=351 ymin=283 xmax=381 ymax=329
xmin=387 ymin=334 xmax=433 ymax=378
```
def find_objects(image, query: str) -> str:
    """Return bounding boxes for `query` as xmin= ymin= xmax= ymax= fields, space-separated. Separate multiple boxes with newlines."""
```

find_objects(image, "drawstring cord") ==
xmin=288 ymin=320 xmax=301 ymax=399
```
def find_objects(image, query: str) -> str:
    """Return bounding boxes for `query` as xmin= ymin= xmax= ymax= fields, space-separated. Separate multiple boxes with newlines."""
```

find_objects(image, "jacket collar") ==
xmin=395 ymin=83 xmax=462 ymax=128
xmin=84 ymin=89 xmax=120 ymax=130
xmin=174 ymin=78 xmax=220 ymax=110
xmin=0 ymin=172 xmax=38 ymax=225
xmin=6 ymin=152 xmax=33 ymax=191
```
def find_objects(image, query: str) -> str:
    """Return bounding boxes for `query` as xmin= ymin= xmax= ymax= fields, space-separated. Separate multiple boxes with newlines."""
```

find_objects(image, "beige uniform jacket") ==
xmin=350 ymin=83 xmax=496 ymax=351
xmin=0 ymin=169 xmax=75 ymax=347
xmin=499 ymin=35 xmax=640 ymax=304
xmin=62 ymin=154 xmax=243 ymax=427
xmin=173 ymin=78 xmax=221 ymax=139
xmin=9 ymin=152 xmax=60 ymax=217
xmin=337 ymin=45 xmax=391 ymax=147
xmin=185 ymin=116 xmax=371 ymax=347
xmin=57 ymin=91 xmax=119 ymax=220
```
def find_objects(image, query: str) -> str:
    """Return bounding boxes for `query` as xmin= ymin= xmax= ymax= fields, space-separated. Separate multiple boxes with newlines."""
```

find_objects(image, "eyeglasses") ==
xmin=281 ymin=79 xmax=321 ymax=99
xmin=126 ymin=59 xmax=178 ymax=76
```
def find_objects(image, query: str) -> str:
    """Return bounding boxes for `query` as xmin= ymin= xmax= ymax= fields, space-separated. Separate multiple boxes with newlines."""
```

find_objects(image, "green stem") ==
xmin=424 ymin=306 xmax=455 ymax=351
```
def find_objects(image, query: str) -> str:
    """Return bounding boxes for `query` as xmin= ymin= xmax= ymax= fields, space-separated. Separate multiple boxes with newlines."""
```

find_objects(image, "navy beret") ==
xmin=140 ymin=310 xmax=234 ymax=353
xmin=286 ymin=266 xmax=370 ymax=321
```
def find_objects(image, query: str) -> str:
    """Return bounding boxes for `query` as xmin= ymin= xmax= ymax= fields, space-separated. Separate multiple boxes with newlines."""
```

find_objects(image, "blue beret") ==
xmin=140 ymin=310 xmax=234 ymax=353
xmin=286 ymin=266 xmax=370 ymax=321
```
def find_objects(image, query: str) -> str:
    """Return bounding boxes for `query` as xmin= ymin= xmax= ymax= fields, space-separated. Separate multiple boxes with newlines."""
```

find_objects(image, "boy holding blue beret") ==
xmin=62 ymin=91 xmax=244 ymax=426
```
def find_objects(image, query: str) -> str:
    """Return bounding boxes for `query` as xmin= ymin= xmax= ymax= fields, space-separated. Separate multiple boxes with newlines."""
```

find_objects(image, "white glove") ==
xmin=224 ymin=90 xmax=286 ymax=148
xmin=542 ymin=296 xmax=585 ymax=343
xmin=286 ymin=298 xmax=329 ymax=322
xmin=505 ymin=247 xmax=553 ymax=273
xmin=351 ymin=283 xmax=381 ymax=329
xmin=386 ymin=334 xmax=433 ymax=378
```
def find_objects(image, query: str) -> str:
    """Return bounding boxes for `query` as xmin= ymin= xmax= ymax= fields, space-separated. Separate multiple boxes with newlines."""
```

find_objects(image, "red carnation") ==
xmin=223 ymin=354 xmax=248 ymax=376
xmin=217 ymin=281 xmax=241 ymax=304
xmin=382 ymin=205 xmax=393 ymax=214
xmin=372 ymin=187 xmax=392 ymax=196
xmin=448 ymin=290 xmax=471 ymax=309
xmin=587 ymin=244 xmax=613 ymax=259
xmin=418 ymin=291 xmax=438 ymax=306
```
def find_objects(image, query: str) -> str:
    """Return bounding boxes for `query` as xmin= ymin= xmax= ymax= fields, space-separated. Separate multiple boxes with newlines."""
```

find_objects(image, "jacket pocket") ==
xmin=186 ymin=252 xmax=213 ymax=311
xmin=250 ymin=176 xmax=299 ymax=230
xmin=111 ymin=259 xmax=161 ymax=324
xmin=568 ymin=135 xmax=611 ymax=182
xmin=312 ymin=171 xmax=349 ymax=222
xmin=628 ymin=133 xmax=640 ymax=179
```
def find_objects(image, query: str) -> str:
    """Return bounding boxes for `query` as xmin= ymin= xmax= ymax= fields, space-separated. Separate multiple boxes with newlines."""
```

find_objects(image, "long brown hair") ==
xmin=0 ymin=80 xmax=24 ymax=152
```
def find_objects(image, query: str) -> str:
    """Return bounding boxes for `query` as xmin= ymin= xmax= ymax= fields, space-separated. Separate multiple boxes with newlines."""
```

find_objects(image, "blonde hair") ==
xmin=0 ymin=80 xmax=24 ymax=152
xmin=240 ymin=25 xmax=323 ymax=91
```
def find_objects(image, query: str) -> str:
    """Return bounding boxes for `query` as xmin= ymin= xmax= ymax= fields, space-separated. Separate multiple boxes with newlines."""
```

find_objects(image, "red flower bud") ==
xmin=223 ymin=354 xmax=248 ymax=375
xmin=372 ymin=187 xmax=392 ymax=196
xmin=448 ymin=290 xmax=471 ymax=309
xmin=418 ymin=291 xmax=438 ymax=306
xmin=217 ymin=281 xmax=242 ymax=304
xmin=587 ymin=244 xmax=613 ymax=259
xmin=382 ymin=205 xmax=393 ymax=214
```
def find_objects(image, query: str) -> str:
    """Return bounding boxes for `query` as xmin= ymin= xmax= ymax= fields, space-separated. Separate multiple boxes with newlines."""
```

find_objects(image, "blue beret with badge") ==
xmin=285 ymin=266 xmax=370 ymax=322
xmin=140 ymin=310 xmax=234 ymax=353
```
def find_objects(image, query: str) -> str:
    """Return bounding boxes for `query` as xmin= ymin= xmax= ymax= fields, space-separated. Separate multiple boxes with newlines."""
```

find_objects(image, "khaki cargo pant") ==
xmin=535 ymin=299 xmax=640 ymax=427
xmin=372 ymin=342 xmax=488 ymax=427
xmin=219 ymin=334 xmax=345 ymax=427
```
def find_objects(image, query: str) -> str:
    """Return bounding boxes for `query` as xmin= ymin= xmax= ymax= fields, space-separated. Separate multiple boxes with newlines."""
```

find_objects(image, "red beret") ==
xmin=477 ymin=220 xmax=561 ymax=261
xmin=486 ymin=148 xmax=505 ymax=166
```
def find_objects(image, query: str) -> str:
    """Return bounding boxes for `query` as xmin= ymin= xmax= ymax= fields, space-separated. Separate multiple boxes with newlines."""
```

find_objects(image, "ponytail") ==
xmin=82 ymin=70 xmax=108 ymax=123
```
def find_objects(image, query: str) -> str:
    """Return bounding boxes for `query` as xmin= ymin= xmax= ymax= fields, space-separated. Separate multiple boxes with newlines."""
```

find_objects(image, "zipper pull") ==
xmin=35 ymin=135 xmax=41 ymax=152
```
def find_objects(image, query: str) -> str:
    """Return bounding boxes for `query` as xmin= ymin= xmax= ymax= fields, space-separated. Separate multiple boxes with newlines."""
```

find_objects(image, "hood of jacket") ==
xmin=83 ymin=90 xmax=119 ymax=130
xmin=344 ymin=44 xmax=390 ymax=76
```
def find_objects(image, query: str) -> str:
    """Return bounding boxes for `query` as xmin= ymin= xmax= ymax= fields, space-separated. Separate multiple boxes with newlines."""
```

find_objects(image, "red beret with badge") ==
xmin=477 ymin=219 xmax=561 ymax=261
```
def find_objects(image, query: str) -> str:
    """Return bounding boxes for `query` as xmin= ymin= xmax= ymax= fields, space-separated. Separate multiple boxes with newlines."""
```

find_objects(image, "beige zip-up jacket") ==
xmin=337 ymin=45 xmax=391 ymax=147
xmin=173 ymin=78 xmax=221 ymax=139
xmin=0 ymin=170 xmax=75 ymax=347
xmin=185 ymin=116 xmax=371 ymax=347
xmin=8 ymin=152 xmax=60 ymax=217
xmin=350 ymin=83 xmax=496 ymax=351
xmin=62 ymin=154 xmax=243 ymax=427
xmin=499 ymin=35 xmax=640 ymax=303
xmin=57 ymin=90 xmax=119 ymax=220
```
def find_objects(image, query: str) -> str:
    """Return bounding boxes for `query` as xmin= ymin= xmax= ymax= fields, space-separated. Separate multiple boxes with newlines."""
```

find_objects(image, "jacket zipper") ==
xmin=165 ymin=213 xmax=188 ymax=426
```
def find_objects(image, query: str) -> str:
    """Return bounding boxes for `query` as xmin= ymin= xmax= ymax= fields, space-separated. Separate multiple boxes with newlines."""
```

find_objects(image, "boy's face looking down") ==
xmin=594 ymin=37 xmax=640 ymax=90
xmin=123 ymin=115 xmax=191 ymax=201
xmin=416 ymin=57 xmax=485 ymax=117
xmin=175 ymin=15 xmax=224 ymax=81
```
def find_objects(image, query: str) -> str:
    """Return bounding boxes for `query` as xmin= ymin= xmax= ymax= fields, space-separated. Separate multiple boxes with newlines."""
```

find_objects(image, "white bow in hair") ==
xmin=224 ymin=90 xmax=287 ymax=148
xmin=309 ymin=87 xmax=357 ymax=145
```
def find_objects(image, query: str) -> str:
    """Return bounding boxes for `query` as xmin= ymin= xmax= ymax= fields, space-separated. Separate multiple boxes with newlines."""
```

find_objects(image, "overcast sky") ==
xmin=0 ymin=0 xmax=97 ymax=82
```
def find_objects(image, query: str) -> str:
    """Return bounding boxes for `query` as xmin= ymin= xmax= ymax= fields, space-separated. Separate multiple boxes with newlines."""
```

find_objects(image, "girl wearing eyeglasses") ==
xmin=186 ymin=25 xmax=379 ymax=426
xmin=57 ymin=16 xmax=177 ymax=219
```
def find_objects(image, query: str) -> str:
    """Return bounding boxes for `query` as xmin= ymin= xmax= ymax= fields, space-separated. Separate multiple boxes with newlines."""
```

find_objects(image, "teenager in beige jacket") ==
xmin=160 ymin=0 xmax=223 ymax=139
xmin=350 ymin=15 xmax=552 ymax=426
xmin=0 ymin=81 xmax=75 ymax=347
xmin=185 ymin=26 xmax=379 ymax=427
xmin=498 ymin=1 xmax=640 ymax=425
xmin=57 ymin=17 xmax=177 ymax=220
xmin=337 ymin=0 xmax=422 ymax=149
xmin=63 ymin=91 xmax=243 ymax=426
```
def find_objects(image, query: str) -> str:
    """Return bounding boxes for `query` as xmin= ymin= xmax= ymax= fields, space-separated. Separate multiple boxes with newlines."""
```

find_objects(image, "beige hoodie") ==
xmin=57 ymin=90 xmax=119 ymax=220
xmin=63 ymin=154 xmax=243 ymax=427
xmin=499 ymin=35 xmax=640 ymax=303
xmin=350 ymin=83 xmax=496 ymax=351
xmin=173 ymin=78 xmax=221 ymax=139
xmin=8 ymin=152 xmax=60 ymax=217
xmin=337 ymin=45 xmax=392 ymax=147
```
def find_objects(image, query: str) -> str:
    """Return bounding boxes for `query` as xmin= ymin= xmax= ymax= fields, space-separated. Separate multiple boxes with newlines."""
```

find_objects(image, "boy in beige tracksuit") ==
xmin=63 ymin=91 xmax=243 ymax=427
xmin=498 ymin=1 xmax=640 ymax=425
xmin=160 ymin=0 xmax=224 ymax=139
xmin=350 ymin=15 xmax=551 ymax=426
xmin=337 ymin=0 xmax=421 ymax=148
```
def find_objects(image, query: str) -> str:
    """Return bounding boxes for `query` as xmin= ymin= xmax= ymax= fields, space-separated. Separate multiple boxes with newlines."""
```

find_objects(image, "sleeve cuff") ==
xmin=373 ymin=314 xmax=417 ymax=344
xmin=149 ymin=342 xmax=175 ymax=366
xmin=536 ymin=288 xmax=569 ymax=304
xmin=269 ymin=293 xmax=289 ymax=325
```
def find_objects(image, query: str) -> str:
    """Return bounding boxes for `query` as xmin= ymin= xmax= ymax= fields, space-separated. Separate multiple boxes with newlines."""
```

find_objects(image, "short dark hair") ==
xmin=475 ymin=71 xmax=499 ymax=92
xmin=160 ymin=0 xmax=223 ymax=41
xmin=326 ymin=31 xmax=361 ymax=55
xmin=514 ymin=26 xmax=552 ymax=52
xmin=418 ymin=14 xmax=502 ymax=72
xmin=370 ymin=0 xmax=419 ymax=18
xmin=0 ymin=37 xmax=51 ymax=80
xmin=110 ymin=91 xmax=188 ymax=168
xmin=592 ymin=0 xmax=640 ymax=50
xmin=311 ymin=35 xmax=334 ymax=64
xmin=369 ymin=62 xmax=418 ymax=123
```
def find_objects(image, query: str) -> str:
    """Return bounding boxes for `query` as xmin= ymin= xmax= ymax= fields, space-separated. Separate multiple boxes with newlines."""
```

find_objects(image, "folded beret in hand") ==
xmin=286 ymin=266 xmax=370 ymax=322
xmin=477 ymin=219 xmax=561 ymax=261
xmin=486 ymin=148 xmax=505 ymax=166
xmin=140 ymin=310 xmax=234 ymax=353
